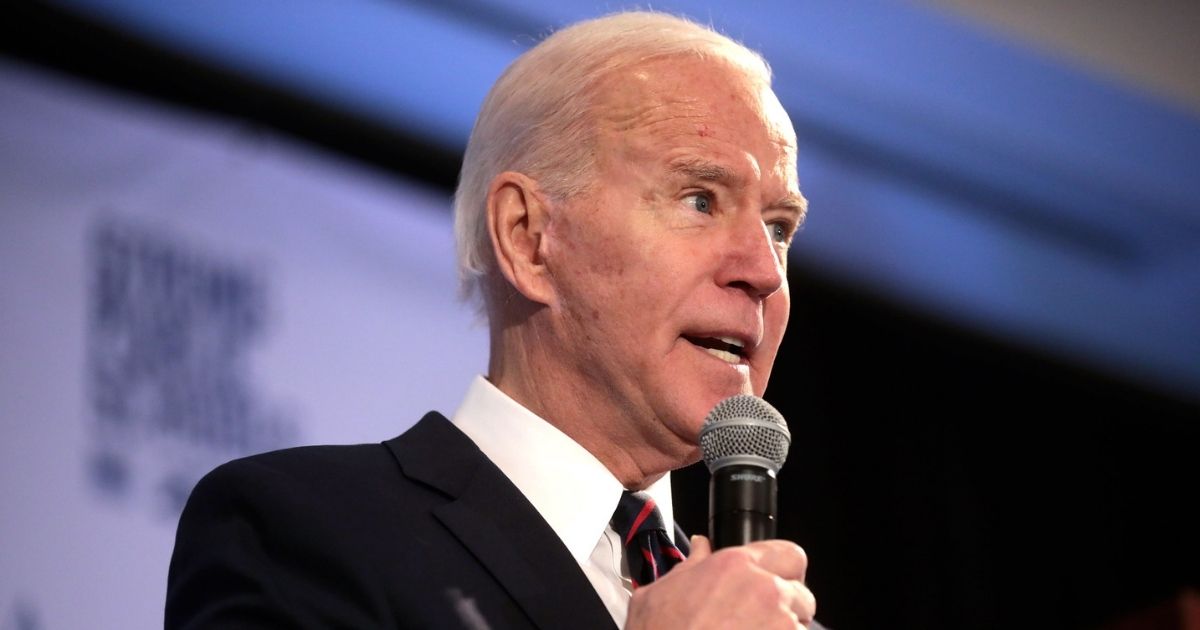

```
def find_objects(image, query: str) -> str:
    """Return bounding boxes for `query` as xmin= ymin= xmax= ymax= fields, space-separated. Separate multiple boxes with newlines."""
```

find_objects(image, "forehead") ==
xmin=590 ymin=56 xmax=797 ymax=176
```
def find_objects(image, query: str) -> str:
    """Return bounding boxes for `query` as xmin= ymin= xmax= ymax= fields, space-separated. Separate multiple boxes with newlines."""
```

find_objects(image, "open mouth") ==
xmin=684 ymin=335 xmax=746 ymax=364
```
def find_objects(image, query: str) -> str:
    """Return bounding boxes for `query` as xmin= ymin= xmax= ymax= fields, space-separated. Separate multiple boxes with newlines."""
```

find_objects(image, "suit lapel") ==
xmin=386 ymin=413 xmax=615 ymax=630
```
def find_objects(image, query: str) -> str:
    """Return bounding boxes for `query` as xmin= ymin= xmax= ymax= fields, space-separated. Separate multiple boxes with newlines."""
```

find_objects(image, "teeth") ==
xmin=704 ymin=347 xmax=741 ymax=364
xmin=718 ymin=336 xmax=745 ymax=349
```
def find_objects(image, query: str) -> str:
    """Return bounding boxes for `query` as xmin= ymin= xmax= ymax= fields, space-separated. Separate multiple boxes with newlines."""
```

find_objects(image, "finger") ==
xmin=782 ymin=579 xmax=816 ymax=624
xmin=742 ymin=540 xmax=808 ymax=582
xmin=686 ymin=535 xmax=712 ymax=562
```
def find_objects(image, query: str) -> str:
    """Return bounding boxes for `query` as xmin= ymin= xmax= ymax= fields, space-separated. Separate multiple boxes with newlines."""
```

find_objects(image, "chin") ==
xmin=680 ymin=392 xmax=728 ymax=439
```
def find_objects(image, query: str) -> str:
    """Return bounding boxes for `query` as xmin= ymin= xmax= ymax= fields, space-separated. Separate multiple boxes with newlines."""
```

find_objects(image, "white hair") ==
xmin=452 ymin=11 xmax=772 ymax=309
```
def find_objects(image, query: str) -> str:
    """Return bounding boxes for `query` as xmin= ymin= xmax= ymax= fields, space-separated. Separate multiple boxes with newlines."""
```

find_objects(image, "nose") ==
xmin=715 ymin=212 xmax=785 ymax=299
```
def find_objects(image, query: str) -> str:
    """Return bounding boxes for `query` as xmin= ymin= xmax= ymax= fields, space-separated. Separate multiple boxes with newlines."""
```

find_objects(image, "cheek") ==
xmin=560 ymin=221 xmax=661 ymax=295
xmin=546 ymin=216 xmax=641 ymax=335
xmin=549 ymin=201 xmax=704 ymax=332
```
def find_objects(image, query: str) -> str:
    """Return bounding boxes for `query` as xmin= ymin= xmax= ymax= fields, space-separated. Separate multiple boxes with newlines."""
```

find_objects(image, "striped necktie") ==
xmin=611 ymin=490 xmax=685 ymax=589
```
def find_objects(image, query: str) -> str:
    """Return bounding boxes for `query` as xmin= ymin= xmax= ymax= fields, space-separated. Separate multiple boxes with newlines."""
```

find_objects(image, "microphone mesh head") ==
xmin=699 ymin=395 xmax=790 ymax=473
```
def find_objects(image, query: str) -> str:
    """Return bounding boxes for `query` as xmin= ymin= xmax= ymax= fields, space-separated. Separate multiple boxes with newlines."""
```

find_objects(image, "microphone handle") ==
xmin=709 ymin=464 xmax=778 ymax=550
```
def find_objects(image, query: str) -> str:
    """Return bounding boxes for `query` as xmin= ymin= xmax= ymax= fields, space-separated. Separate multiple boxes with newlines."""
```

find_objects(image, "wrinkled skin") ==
xmin=488 ymin=54 xmax=814 ymax=629
xmin=490 ymin=55 xmax=805 ymax=489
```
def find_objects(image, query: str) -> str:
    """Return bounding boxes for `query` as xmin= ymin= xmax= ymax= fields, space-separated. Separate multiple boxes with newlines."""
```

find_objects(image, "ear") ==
xmin=486 ymin=171 xmax=556 ymax=305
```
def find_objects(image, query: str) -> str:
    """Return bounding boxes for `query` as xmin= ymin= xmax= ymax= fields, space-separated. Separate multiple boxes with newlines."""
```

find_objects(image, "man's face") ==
xmin=542 ymin=56 xmax=803 ymax=465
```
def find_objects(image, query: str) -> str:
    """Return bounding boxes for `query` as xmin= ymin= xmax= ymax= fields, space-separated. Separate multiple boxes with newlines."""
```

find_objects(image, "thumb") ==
xmin=686 ymin=535 xmax=712 ymax=562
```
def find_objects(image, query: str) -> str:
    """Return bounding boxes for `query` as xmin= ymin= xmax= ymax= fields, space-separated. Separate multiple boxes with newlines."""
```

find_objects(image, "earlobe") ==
xmin=486 ymin=171 xmax=556 ymax=305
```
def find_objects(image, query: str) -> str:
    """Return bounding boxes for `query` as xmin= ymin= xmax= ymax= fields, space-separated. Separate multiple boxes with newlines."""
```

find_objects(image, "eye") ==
xmin=768 ymin=221 xmax=792 ymax=244
xmin=684 ymin=192 xmax=713 ymax=214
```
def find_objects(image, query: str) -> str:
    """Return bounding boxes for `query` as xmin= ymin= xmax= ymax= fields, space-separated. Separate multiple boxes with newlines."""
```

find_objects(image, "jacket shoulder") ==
xmin=167 ymin=414 xmax=452 ymax=628
xmin=194 ymin=410 xmax=454 ymax=502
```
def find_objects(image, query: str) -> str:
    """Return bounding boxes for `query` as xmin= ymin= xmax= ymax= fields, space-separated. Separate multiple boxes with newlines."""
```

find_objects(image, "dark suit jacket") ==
xmin=167 ymin=411 xmax=824 ymax=629
xmin=167 ymin=411 xmax=621 ymax=629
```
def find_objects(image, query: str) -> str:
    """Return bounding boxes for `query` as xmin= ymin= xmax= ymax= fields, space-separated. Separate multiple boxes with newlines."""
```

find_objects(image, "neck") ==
xmin=487 ymin=306 xmax=691 ymax=490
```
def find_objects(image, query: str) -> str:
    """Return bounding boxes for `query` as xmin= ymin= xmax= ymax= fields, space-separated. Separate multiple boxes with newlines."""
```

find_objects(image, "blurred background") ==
xmin=2 ymin=1 xmax=1197 ymax=628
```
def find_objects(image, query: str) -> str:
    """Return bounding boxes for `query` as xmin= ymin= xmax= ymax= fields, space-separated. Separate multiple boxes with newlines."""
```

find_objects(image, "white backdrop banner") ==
xmin=0 ymin=59 xmax=488 ymax=629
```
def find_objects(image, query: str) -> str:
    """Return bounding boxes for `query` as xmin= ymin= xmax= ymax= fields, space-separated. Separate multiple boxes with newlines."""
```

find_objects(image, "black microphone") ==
xmin=699 ymin=394 xmax=791 ymax=550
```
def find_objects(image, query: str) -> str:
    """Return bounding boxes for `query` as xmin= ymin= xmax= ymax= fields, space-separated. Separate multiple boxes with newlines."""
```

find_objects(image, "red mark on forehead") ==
xmin=697 ymin=123 xmax=710 ymax=137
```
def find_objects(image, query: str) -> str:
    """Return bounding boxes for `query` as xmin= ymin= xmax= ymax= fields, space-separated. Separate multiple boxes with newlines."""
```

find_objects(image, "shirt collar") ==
xmin=450 ymin=375 xmax=675 ymax=563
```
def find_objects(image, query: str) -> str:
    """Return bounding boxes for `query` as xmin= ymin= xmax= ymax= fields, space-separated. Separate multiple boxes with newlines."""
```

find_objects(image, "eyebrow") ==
xmin=772 ymin=194 xmax=809 ymax=227
xmin=667 ymin=157 xmax=743 ymax=186
xmin=669 ymin=157 xmax=808 ymax=224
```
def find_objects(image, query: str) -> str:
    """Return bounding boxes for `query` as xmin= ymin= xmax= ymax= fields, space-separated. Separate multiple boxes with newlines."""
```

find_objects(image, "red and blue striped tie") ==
xmin=611 ymin=490 xmax=685 ymax=589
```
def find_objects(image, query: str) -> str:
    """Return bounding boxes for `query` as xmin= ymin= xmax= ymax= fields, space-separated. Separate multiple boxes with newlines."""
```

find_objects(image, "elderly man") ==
xmin=167 ymin=10 xmax=818 ymax=629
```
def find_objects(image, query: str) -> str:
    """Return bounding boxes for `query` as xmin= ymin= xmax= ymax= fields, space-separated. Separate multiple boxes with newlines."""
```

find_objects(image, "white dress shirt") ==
xmin=451 ymin=375 xmax=676 ymax=628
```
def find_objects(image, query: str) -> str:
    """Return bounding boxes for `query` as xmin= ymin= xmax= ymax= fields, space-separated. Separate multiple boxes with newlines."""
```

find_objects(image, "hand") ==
xmin=624 ymin=535 xmax=816 ymax=629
